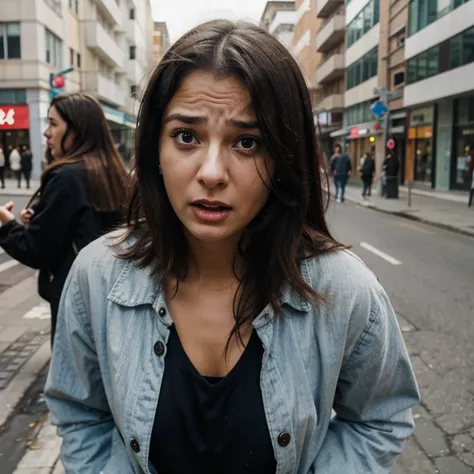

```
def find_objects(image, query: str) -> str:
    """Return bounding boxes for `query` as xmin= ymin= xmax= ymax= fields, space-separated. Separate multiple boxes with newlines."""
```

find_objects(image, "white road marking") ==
xmin=0 ymin=258 xmax=19 ymax=273
xmin=23 ymin=302 xmax=51 ymax=320
xmin=360 ymin=242 xmax=402 ymax=266
xmin=393 ymin=220 xmax=434 ymax=235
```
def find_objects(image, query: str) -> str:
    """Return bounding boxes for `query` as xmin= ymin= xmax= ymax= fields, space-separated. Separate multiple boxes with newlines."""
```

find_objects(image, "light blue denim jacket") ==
xmin=45 ymin=233 xmax=420 ymax=474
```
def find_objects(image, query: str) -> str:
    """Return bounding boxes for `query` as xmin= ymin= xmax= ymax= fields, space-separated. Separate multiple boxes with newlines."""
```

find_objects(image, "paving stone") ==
xmin=0 ymin=326 xmax=28 ymax=343
xmin=413 ymin=404 xmax=432 ymax=420
xmin=452 ymin=433 xmax=474 ymax=468
xmin=0 ymin=370 xmax=14 ymax=380
xmin=435 ymin=456 xmax=473 ymax=473
xmin=397 ymin=437 xmax=437 ymax=473
xmin=415 ymin=419 xmax=450 ymax=457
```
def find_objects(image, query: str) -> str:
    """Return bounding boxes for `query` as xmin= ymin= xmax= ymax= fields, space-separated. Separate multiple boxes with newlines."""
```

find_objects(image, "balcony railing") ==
xmin=316 ymin=14 xmax=345 ymax=52
xmin=316 ymin=53 xmax=345 ymax=83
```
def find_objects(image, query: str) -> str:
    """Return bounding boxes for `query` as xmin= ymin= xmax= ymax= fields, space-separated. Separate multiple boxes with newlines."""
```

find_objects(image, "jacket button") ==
xmin=130 ymin=438 xmax=140 ymax=453
xmin=158 ymin=307 xmax=167 ymax=317
xmin=154 ymin=341 xmax=165 ymax=356
xmin=278 ymin=431 xmax=291 ymax=447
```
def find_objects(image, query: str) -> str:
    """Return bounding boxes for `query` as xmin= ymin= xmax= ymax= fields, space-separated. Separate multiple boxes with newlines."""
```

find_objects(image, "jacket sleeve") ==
xmin=0 ymin=170 xmax=85 ymax=269
xmin=312 ymin=289 xmax=420 ymax=473
xmin=44 ymin=258 xmax=134 ymax=474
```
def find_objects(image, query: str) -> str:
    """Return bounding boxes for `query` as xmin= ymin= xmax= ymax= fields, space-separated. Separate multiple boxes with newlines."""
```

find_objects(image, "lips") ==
xmin=190 ymin=199 xmax=232 ymax=223
xmin=191 ymin=199 xmax=232 ymax=211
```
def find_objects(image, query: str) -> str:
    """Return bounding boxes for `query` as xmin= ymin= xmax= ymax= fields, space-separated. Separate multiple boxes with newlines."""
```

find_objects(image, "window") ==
xmin=130 ymin=85 xmax=137 ymax=97
xmin=346 ymin=0 xmax=380 ymax=47
xmin=345 ymin=48 xmax=378 ymax=90
xmin=0 ymin=89 xmax=26 ymax=103
xmin=393 ymin=71 xmax=405 ymax=86
xmin=130 ymin=8 xmax=135 ymax=20
xmin=70 ymin=47 xmax=74 ymax=66
xmin=406 ymin=44 xmax=440 ymax=84
xmin=129 ymin=45 xmax=136 ymax=60
xmin=0 ymin=23 xmax=21 ymax=59
xmin=408 ymin=0 xmax=468 ymax=36
xmin=45 ymin=28 xmax=62 ymax=68
xmin=462 ymin=27 xmax=474 ymax=65
xmin=77 ymin=52 xmax=81 ymax=68
xmin=344 ymin=100 xmax=374 ymax=126
xmin=68 ymin=0 xmax=72 ymax=7
xmin=75 ymin=0 xmax=79 ymax=14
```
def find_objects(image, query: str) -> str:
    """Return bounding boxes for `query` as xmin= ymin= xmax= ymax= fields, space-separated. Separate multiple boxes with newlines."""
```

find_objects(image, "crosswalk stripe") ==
xmin=0 ymin=259 xmax=19 ymax=273
xmin=0 ymin=248 xmax=4 ymax=255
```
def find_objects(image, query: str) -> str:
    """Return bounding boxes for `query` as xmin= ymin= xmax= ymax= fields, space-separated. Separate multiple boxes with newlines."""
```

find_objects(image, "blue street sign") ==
xmin=371 ymin=100 xmax=388 ymax=119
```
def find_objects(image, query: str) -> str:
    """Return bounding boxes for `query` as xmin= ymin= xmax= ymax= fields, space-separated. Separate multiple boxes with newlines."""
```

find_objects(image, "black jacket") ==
xmin=0 ymin=162 xmax=122 ymax=321
xmin=330 ymin=153 xmax=352 ymax=177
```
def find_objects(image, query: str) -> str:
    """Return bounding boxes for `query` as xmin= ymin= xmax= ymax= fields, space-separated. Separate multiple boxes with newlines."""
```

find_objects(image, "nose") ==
xmin=43 ymin=127 xmax=51 ymax=139
xmin=196 ymin=143 xmax=229 ymax=189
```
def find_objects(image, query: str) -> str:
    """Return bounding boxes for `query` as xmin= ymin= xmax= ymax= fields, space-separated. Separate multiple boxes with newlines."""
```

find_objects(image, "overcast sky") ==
xmin=151 ymin=0 xmax=270 ymax=42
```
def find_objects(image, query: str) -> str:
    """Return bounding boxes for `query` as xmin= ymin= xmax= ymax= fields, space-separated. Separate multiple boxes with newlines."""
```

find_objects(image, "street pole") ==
xmin=376 ymin=87 xmax=391 ymax=197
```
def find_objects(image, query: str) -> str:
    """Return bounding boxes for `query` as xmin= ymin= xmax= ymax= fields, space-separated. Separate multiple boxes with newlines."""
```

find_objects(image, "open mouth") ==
xmin=191 ymin=203 xmax=232 ymax=212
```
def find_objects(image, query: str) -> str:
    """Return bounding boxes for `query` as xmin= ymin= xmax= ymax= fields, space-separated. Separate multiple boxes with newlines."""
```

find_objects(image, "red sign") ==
xmin=0 ymin=105 xmax=29 ymax=130
xmin=350 ymin=127 xmax=359 ymax=138
xmin=387 ymin=138 xmax=396 ymax=150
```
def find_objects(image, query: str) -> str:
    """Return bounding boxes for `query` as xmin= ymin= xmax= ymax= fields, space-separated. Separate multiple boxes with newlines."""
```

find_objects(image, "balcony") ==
xmin=269 ymin=11 xmax=296 ymax=35
xmin=316 ymin=0 xmax=344 ymax=18
xmin=127 ymin=19 xmax=140 ymax=45
xmin=96 ymin=0 xmax=122 ymax=27
xmin=317 ymin=93 xmax=344 ymax=111
xmin=316 ymin=15 xmax=345 ymax=52
xmin=85 ymin=22 xmax=124 ymax=69
xmin=127 ymin=60 xmax=144 ymax=86
xmin=83 ymin=73 xmax=125 ymax=108
xmin=316 ymin=54 xmax=345 ymax=84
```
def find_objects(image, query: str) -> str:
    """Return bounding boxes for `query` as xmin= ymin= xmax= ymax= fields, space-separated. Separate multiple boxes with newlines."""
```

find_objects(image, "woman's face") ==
xmin=159 ymin=71 xmax=274 ymax=246
xmin=43 ymin=106 xmax=75 ymax=159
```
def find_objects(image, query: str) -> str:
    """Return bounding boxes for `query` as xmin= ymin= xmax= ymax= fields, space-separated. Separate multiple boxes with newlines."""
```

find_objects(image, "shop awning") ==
xmin=330 ymin=128 xmax=347 ymax=138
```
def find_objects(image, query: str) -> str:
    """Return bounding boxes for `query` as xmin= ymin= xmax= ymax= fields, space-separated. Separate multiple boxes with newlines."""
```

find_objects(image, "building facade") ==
xmin=0 ymin=0 xmax=154 ymax=178
xmin=314 ymin=0 xmax=345 ymax=158
xmin=260 ymin=1 xmax=296 ymax=51
xmin=152 ymin=22 xmax=170 ymax=66
xmin=404 ymin=0 xmax=474 ymax=192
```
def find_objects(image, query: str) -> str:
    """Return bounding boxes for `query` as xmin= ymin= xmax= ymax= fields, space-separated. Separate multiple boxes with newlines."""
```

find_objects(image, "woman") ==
xmin=359 ymin=150 xmax=375 ymax=199
xmin=0 ymin=147 xmax=5 ymax=189
xmin=9 ymin=145 xmax=22 ymax=188
xmin=45 ymin=21 xmax=419 ymax=474
xmin=0 ymin=93 xmax=128 ymax=344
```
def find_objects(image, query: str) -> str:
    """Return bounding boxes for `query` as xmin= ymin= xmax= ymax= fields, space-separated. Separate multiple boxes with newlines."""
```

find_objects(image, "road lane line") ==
xmin=392 ymin=220 xmax=434 ymax=235
xmin=0 ymin=259 xmax=20 ymax=273
xmin=360 ymin=242 xmax=402 ymax=265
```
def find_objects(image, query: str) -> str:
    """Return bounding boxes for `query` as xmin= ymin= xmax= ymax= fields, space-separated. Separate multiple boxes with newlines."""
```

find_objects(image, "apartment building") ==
xmin=152 ymin=21 xmax=170 ymax=65
xmin=293 ymin=0 xmax=323 ymax=107
xmin=314 ymin=0 xmax=345 ymax=156
xmin=259 ymin=1 xmax=296 ymax=51
xmin=0 ymin=0 xmax=153 ymax=177
xmin=403 ymin=0 xmax=474 ymax=192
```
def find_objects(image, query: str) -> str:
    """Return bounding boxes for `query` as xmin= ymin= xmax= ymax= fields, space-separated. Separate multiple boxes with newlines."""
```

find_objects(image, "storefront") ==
xmin=452 ymin=96 xmax=474 ymax=191
xmin=101 ymin=104 xmax=136 ymax=164
xmin=347 ymin=126 xmax=377 ymax=176
xmin=405 ymin=106 xmax=435 ymax=187
xmin=0 ymin=104 xmax=30 ymax=173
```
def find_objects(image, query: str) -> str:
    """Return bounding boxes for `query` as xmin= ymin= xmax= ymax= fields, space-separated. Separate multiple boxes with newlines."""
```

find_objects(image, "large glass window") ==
xmin=408 ymin=0 xmax=471 ymax=36
xmin=450 ymin=35 xmax=462 ymax=68
xmin=45 ymin=28 xmax=62 ymax=68
xmin=0 ymin=89 xmax=26 ymax=103
xmin=345 ymin=48 xmax=378 ymax=90
xmin=0 ymin=23 xmax=21 ymax=59
xmin=346 ymin=0 xmax=380 ymax=47
xmin=462 ymin=27 xmax=474 ymax=65
xmin=344 ymin=100 xmax=374 ymax=126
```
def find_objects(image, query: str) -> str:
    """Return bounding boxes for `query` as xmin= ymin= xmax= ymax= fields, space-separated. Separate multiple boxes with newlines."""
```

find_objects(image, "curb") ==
xmin=343 ymin=194 xmax=474 ymax=238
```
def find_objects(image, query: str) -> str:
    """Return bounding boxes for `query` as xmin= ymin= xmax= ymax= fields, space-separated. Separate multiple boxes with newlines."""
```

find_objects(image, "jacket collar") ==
xmin=107 ymin=256 xmax=312 ymax=314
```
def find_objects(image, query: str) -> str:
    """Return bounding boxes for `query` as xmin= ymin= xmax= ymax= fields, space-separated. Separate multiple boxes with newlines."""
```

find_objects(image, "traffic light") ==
xmin=49 ymin=67 xmax=74 ymax=101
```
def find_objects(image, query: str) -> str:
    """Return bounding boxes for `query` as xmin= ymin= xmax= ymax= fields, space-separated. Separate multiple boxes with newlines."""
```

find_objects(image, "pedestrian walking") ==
xmin=9 ymin=145 xmax=22 ymax=188
xmin=330 ymin=144 xmax=352 ymax=202
xmin=0 ymin=93 xmax=128 ymax=345
xmin=20 ymin=145 xmax=33 ymax=189
xmin=0 ymin=147 xmax=5 ymax=189
xmin=44 ymin=20 xmax=419 ymax=474
xmin=359 ymin=150 xmax=375 ymax=199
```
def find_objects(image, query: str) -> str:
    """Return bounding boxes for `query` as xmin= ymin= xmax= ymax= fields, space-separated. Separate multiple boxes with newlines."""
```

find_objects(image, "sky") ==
xmin=151 ymin=0 xmax=270 ymax=42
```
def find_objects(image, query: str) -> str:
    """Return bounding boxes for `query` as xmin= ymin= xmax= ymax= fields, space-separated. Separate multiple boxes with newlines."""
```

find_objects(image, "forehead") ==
xmin=167 ymin=71 xmax=255 ymax=117
xmin=48 ymin=106 xmax=61 ymax=119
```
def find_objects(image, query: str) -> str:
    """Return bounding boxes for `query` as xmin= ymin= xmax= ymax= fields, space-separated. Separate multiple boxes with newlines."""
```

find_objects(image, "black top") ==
xmin=150 ymin=326 xmax=276 ymax=474
xmin=0 ymin=162 xmax=121 ymax=327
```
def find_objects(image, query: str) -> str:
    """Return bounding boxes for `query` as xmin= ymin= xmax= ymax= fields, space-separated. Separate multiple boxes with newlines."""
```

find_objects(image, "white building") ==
xmin=403 ymin=0 xmax=474 ymax=193
xmin=0 ymin=0 xmax=153 ymax=178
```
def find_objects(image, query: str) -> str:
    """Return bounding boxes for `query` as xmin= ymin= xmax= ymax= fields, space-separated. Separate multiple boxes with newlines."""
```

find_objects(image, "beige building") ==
xmin=292 ymin=0 xmax=323 ymax=107
xmin=152 ymin=22 xmax=170 ymax=66
xmin=0 ymin=0 xmax=154 ymax=176
xmin=314 ymin=0 xmax=345 ymax=156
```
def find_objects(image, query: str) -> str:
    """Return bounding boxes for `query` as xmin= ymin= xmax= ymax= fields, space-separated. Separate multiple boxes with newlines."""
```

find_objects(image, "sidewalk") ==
xmin=0 ymin=179 xmax=40 ymax=197
xmin=338 ymin=184 xmax=474 ymax=237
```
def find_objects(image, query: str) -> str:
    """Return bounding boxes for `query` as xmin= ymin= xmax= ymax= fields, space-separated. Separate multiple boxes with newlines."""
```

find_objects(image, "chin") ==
xmin=185 ymin=223 xmax=241 ymax=245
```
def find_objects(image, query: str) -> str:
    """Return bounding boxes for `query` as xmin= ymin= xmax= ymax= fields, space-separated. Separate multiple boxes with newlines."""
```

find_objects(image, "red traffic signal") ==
xmin=52 ymin=75 xmax=65 ymax=88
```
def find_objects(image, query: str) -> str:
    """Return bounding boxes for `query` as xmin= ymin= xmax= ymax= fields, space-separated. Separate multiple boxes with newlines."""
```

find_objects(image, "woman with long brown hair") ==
xmin=45 ymin=21 xmax=418 ymax=473
xmin=0 ymin=93 xmax=128 ymax=344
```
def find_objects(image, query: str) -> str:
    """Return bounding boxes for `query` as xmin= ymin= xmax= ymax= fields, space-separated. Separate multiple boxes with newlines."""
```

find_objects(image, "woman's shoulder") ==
xmin=303 ymin=249 xmax=386 ymax=311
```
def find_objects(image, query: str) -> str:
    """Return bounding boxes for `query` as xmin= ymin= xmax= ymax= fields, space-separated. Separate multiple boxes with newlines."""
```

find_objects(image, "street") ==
xmin=1 ymin=192 xmax=474 ymax=473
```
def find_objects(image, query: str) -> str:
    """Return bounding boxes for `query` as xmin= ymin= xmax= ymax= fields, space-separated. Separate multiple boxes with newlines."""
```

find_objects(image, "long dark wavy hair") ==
xmin=28 ymin=93 xmax=128 ymax=213
xmin=120 ymin=20 xmax=344 ymax=343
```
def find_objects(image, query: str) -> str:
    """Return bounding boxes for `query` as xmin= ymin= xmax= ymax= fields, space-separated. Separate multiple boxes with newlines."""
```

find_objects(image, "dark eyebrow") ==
xmin=164 ymin=113 xmax=259 ymax=129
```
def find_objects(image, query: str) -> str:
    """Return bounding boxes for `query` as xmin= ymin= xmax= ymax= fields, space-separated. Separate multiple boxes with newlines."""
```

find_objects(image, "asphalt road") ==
xmin=327 ymin=199 xmax=474 ymax=471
